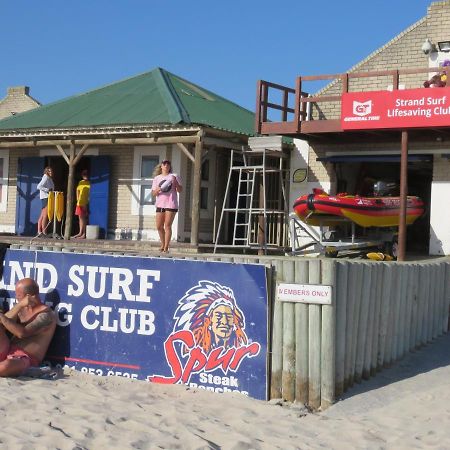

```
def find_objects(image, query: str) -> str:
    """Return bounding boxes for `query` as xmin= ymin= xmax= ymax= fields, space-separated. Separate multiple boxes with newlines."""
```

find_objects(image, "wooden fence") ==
xmin=8 ymin=244 xmax=450 ymax=410
xmin=270 ymin=258 xmax=450 ymax=410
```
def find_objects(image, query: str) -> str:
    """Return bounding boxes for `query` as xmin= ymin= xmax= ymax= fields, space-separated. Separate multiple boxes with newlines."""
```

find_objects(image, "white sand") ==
xmin=1 ymin=333 xmax=449 ymax=450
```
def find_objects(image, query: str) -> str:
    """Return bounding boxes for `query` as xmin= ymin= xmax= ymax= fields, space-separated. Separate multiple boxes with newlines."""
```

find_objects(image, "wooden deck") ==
xmin=0 ymin=234 xmax=201 ymax=257
xmin=255 ymin=66 xmax=450 ymax=139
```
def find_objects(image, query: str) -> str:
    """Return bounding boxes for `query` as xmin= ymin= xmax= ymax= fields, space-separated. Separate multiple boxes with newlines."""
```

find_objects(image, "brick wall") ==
xmin=0 ymin=87 xmax=40 ymax=119
xmin=100 ymin=145 xmax=157 ymax=232
xmin=428 ymin=1 xmax=450 ymax=45
xmin=432 ymin=154 xmax=450 ymax=181
xmin=308 ymin=2 xmax=450 ymax=185
xmin=0 ymin=148 xmax=40 ymax=228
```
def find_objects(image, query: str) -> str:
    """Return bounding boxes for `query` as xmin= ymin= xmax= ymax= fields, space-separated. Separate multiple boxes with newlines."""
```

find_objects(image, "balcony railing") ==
xmin=255 ymin=67 xmax=450 ymax=136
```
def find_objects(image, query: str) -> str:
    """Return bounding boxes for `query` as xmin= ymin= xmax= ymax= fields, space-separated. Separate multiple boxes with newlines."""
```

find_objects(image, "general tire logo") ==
xmin=353 ymin=100 xmax=372 ymax=116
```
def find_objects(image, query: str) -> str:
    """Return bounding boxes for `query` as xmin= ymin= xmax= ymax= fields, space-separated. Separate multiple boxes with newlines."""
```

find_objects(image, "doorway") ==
xmin=335 ymin=159 xmax=433 ymax=254
xmin=16 ymin=155 xmax=110 ymax=238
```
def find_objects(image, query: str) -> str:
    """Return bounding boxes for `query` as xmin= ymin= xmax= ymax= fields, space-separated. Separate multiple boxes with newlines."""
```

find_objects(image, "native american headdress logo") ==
xmin=173 ymin=280 xmax=248 ymax=355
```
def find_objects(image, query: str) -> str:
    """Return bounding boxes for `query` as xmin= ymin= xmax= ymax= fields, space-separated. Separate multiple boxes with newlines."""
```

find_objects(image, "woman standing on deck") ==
xmin=151 ymin=160 xmax=182 ymax=253
xmin=36 ymin=166 xmax=54 ymax=236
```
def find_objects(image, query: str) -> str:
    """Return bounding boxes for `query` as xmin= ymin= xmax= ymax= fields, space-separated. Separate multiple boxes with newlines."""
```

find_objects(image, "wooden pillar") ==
xmin=56 ymin=143 xmax=90 ymax=240
xmin=398 ymin=131 xmax=408 ymax=261
xmin=64 ymin=143 xmax=76 ymax=240
xmin=255 ymin=80 xmax=263 ymax=134
xmin=190 ymin=131 xmax=203 ymax=246
xmin=294 ymin=77 xmax=302 ymax=132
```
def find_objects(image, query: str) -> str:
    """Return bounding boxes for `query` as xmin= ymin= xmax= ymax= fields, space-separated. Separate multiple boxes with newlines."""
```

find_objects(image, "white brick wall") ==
xmin=0 ymin=86 xmax=40 ymax=119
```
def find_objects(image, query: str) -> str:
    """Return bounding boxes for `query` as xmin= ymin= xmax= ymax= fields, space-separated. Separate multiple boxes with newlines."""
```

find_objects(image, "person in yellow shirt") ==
xmin=73 ymin=169 xmax=90 ymax=239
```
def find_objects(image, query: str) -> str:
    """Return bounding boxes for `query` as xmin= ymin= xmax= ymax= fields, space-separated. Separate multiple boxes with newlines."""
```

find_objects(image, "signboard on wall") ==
xmin=0 ymin=250 xmax=268 ymax=400
xmin=277 ymin=283 xmax=332 ymax=304
xmin=341 ymin=87 xmax=450 ymax=130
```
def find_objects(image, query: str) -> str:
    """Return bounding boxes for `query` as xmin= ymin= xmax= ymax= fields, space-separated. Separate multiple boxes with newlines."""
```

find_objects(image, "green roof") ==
xmin=0 ymin=68 xmax=256 ymax=136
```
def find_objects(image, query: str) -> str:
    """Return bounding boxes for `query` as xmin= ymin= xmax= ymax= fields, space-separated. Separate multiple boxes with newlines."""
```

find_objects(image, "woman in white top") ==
xmin=36 ymin=166 xmax=54 ymax=236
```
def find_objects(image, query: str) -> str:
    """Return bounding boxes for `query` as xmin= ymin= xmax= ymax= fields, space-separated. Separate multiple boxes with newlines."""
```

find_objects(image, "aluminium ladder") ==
xmin=214 ymin=147 xmax=288 ymax=253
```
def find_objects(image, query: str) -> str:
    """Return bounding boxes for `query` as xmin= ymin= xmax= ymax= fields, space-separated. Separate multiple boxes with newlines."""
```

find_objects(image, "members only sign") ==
xmin=277 ymin=283 xmax=332 ymax=305
xmin=341 ymin=88 xmax=450 ymax=130
xmin=0 ymin=249 xmax=268 ymax=400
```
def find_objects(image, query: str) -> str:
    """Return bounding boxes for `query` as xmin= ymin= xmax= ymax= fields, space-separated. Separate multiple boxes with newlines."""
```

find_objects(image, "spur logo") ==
xmin=148 ymin=280 xmax=261 ymax=385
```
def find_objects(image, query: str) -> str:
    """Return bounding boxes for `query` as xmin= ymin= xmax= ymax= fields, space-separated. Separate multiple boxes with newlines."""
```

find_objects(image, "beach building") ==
xmin=0 ymin=68 xmax=293 ymax=249
xmin=256 ymin=0 xmax=450 ymax=258
xmin=1 ymin=3 xmax=450 ymax=259
xmin=0 ymin=3 xmax=447 ymax=413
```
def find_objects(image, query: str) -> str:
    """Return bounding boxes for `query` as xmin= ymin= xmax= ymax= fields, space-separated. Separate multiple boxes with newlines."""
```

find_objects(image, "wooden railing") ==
xmin=255 ymin=67 xmax=450 ymax=135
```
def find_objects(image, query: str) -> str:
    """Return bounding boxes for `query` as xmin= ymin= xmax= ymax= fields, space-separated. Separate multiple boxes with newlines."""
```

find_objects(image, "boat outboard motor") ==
xmin=373 ymin=180 xmax=398 ymax=197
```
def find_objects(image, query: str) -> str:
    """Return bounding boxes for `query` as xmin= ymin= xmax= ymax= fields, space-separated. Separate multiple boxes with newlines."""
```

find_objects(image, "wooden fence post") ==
xmin=320 ymin=259 xmax=336 ymax=410
xmin=349 ymin=264 xmax=363 ymax=385
xmin=378 ymin=263 xmax=392 ymax=369
xmin=270 ymin=260 xmax=284 ymax=399
xmin=365 ymin=262 xmax=378 ymax=378
xmin=295 ymin=259 xmax=309 ymax=405
xmin=445 ymin=263 xmax=450 ymax=332
xmin=282 ymin=260 xmax=296 ymax=402
xmin=417 ymin=265 xmax=428 ymax=346
xmin=403 ymin=265 xmax=413 ymax=353
xmin=437 ymin=263 xmax=446 ymax=334
xmin=308 ymin=259 xmax=321 ymax=409
xmin=409 ymin=265 xmax=419 ymax=351
xmin=344 ymin=263 xmax=357 ymax=389
xmin=428 ymin=263 xmax=436 ymax=341
xmin=335 ymin=261 xmax=348 ymax=397
xmin=370 ymin=264 xmax=383 ymax=376
xmin=355 ymin=263 xmax=371 ymax=383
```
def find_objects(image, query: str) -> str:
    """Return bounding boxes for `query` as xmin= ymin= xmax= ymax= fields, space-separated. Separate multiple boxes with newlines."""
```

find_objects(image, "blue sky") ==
xmin=1 ymin=0 xmax=434 ymax=111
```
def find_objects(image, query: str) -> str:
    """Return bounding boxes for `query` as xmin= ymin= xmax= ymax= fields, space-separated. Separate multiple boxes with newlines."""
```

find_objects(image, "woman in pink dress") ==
xmin=151 ymin=160 xmax=182 ymax=253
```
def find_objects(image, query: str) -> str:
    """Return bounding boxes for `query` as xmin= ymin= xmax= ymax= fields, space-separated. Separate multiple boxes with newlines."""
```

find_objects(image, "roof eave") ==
xmin=0 ymin=124 xmax=202 ymax=141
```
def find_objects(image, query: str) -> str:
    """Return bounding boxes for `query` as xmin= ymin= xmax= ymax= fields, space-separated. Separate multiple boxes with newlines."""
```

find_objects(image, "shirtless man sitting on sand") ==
xmin=0 ymin=278 xmax=56 ymax=377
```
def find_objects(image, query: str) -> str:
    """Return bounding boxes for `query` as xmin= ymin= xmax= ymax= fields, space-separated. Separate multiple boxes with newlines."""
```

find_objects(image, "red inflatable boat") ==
xmin=293 ymin=189 xmax=425 ymax=228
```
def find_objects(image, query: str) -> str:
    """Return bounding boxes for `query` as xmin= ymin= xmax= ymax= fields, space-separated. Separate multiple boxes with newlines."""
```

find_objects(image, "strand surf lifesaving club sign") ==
xmin=341 ymin=87 xmax=450 ymax=130
xmin=0 ymin=249 xmax=268 ymax=400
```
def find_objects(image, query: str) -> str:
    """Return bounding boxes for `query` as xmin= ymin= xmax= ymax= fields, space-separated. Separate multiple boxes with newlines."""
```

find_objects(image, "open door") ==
xmin=89 ymin=156 xmax=110 ymax=239
xmin=16 ymin=157 xmax=45 ymax=236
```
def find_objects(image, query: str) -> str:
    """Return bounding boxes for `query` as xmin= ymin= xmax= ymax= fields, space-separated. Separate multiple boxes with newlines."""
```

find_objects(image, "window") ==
xmin=188 ymin=152 xmax=215 ymax=221
xmin=0 ymin=151 xmax=9 ymax=212
xmin=140 ymin=156 xmax=159 ymax=206
xmin=201 ymin=160 xmax=209 ymax=181
xmin=200 ymin=187 xmax=208 ymax=209
xmin=200 ymin=159 xmax=210 ymax=210
xmin=132 ymin=146 xmax=166 ymax=215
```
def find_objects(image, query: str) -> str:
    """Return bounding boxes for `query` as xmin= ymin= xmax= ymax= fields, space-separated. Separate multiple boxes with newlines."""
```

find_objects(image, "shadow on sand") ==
xmin=338 ymin=332 xmax=450 ymax=401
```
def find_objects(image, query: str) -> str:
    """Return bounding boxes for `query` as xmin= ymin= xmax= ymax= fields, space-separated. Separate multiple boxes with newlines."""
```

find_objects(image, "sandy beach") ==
xmin=0 ymin=333 xmax=449 ymax=450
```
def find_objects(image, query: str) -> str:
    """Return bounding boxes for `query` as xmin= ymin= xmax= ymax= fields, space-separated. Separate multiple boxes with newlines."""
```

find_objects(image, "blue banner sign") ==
xmin=0 ymin=249 xmax=268 ymax=400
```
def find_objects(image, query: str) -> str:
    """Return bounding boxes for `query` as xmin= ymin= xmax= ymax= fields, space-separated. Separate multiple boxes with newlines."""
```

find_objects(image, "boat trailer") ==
xmin=289 ymin=213 xmax=398 ymax=258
